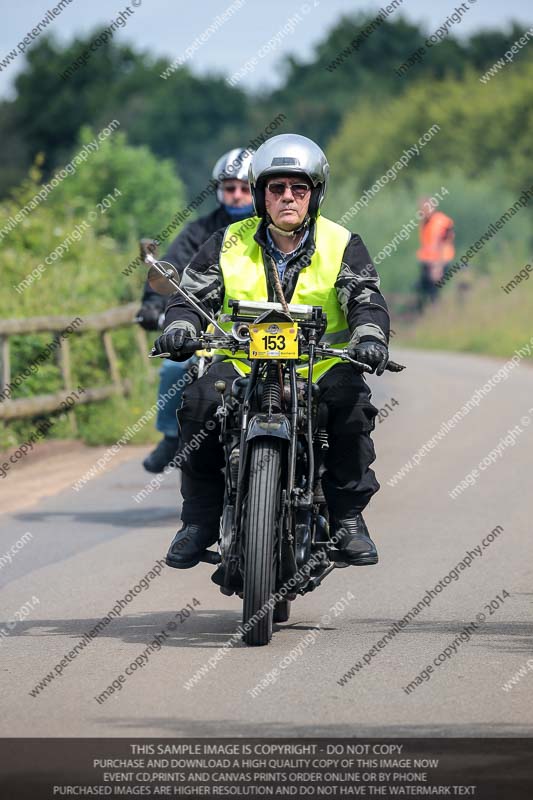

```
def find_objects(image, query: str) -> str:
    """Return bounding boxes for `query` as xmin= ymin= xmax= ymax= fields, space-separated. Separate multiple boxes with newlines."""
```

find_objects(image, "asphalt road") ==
xmin=1 ymin=347 xmax=532 ymax=737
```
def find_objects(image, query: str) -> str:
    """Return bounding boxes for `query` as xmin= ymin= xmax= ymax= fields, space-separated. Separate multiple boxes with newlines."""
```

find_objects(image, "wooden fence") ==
xmin=0 ymin=303 xmax=152 ymax=422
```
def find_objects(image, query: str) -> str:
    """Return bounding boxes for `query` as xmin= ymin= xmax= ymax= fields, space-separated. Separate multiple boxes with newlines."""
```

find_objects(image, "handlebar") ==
xmin=149 ymin=334 xmax=405 ymax=374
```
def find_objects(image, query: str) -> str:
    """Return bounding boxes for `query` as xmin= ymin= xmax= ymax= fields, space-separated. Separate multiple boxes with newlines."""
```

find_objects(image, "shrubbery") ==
xmin=0 ymin=131 xmax=185 ymax=450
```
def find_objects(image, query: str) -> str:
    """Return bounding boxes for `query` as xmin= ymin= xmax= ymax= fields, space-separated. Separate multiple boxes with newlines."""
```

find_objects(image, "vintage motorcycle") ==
xmin=145 ymin=251 xmax=404 ymax=646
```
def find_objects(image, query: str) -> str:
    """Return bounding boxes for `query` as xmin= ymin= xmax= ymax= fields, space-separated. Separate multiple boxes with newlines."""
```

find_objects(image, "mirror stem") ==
xmin=144 ymin=254 xmax=227 ymax=335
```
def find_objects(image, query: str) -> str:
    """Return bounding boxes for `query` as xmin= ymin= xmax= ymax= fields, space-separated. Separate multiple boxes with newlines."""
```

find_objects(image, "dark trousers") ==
xmin=417 ymin=261 xmax=450 ymax=308
xmin=177 ymin=361 xmax=379 ymax=525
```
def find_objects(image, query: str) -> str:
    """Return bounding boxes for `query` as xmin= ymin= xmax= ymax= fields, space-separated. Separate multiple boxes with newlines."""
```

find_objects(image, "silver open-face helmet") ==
xmin=212 ymin=148 xmax=254 ymax=204
xmin=249 ymin=134 xmax=330 ymax=219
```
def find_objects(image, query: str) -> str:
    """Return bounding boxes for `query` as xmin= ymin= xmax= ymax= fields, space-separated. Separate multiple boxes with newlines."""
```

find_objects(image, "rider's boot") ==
xmin=166 ymin=521 xmax=219 ymax=569
xmin=331 ymin=512 xmax=378 ymax=566
xmin=143 ymin=435 xmax=180 ymax=473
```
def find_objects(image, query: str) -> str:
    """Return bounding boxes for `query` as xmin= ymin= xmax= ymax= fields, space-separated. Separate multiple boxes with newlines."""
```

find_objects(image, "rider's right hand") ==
xmin=347 ymin=339 xmax=389 ymax=375
xmin=152 ymin=324 xmax=197 ymax=362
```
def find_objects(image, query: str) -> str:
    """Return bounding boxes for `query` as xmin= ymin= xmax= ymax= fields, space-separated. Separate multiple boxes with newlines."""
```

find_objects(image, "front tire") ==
xmin=242 ymin=439 xmax=281 ymax=646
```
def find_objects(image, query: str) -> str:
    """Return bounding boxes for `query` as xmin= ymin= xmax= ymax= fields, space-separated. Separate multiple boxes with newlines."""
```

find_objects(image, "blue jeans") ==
xmin=156 ymin=356 xmax=198 ymax=438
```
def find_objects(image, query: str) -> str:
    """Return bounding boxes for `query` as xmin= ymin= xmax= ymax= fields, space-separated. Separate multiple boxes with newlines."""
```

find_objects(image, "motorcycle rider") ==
xmin=152 ymin=134 xmax=390 ymax=568
xmin=136 ymin=148 xmax=255 ymax=472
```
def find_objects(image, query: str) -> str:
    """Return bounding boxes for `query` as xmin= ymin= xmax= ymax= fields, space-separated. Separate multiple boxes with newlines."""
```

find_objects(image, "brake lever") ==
xmin=314 ymin=345 xmax=405 ymax=374
xmin=314 ymin=346 xmax=372 ymax=373
xmin=342 ymin=355 xmax=373 ymax=373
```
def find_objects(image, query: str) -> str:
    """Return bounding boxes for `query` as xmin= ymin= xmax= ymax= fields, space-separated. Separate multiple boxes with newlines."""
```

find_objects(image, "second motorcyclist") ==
xmin=136 ymin=148 xmax=255 ymax=472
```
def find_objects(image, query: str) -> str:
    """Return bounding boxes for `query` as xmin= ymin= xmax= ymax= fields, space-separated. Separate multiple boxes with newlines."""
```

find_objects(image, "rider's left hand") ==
xmin=152 ymin=322 xmax=198 ymax=361
xmin=348 ymin=339 xmax=389 ymax=376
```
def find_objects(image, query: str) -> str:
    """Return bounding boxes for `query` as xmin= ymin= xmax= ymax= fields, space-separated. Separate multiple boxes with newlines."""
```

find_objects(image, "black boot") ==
xmin=166 ymin=522 xmax=219 ymax=569
xmin=143 ymin=436 xmax=180 ymax=473
xmin=331 ymin=512 xmax=378 ymax=566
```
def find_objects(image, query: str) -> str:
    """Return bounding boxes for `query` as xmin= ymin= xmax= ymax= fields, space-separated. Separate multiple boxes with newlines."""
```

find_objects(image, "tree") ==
xmin=52 ymin=126 xmax=186 ymax=245
xmin=6 ymin=31 xmax=251 ymax=200
xmin=328 ymin=61 xmax=533 ymax=196
xmin=261 ymin=14 xmax=532 ymax=147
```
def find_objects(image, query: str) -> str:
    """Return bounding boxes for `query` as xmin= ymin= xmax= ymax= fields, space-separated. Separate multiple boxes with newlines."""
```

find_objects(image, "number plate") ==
xmin=249 ymin=322 xmax=299 ymax=359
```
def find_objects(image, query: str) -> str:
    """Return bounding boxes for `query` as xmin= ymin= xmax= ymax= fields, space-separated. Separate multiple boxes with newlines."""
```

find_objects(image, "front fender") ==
xmin=245 ymin=413 xmax=291 ymax=442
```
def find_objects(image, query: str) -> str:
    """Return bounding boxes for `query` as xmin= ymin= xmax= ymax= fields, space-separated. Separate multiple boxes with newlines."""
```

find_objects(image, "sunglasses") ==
xmin=266 ymin=182 xmax=311 ymax=199
xmin=223 ymin=183 xmax=251 ymax=194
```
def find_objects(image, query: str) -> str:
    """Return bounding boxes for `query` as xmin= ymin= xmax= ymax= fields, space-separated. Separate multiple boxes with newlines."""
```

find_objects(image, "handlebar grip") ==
xmin=149 ymin=338 xmax=204 ymax=359
xmin=181 ymin=339 xmax=205 ymax=355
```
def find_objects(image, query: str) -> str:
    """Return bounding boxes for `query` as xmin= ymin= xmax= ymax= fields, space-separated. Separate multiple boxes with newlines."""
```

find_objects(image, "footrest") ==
xmin=328 ymin=549 xmax=348 ymax=563
xmin=199 ymin=549 xmax=222 ymax=564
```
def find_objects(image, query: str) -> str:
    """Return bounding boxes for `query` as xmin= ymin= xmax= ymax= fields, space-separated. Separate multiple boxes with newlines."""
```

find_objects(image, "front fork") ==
xmin=215 ymin=357 xmax=331 ymax=594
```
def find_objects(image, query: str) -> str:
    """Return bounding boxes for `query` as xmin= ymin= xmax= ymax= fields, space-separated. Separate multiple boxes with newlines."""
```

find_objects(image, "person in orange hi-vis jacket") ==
xmin=416 ymin=197 xmax=455 ymax=309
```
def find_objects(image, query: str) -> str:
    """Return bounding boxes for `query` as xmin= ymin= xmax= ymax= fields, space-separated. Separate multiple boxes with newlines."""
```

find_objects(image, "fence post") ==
xmin=56 ymin=334 xmax=78 ymax=434
xmin=102 ymin=330 xmax=122 ymax=393
xmin=133 ymin=325 xmax=155 ymax=382
xmin=0 ymin=336 xmax=10 ymax=399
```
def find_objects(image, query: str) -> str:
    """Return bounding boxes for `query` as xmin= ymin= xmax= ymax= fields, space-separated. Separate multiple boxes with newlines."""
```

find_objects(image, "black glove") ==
xmin=152 ymin=325 xmax=197 ymax=362
xmin=347 ymin=339 xmax=389 ymax=376
xmin=136 ymin=303 xmax=163 ymax=331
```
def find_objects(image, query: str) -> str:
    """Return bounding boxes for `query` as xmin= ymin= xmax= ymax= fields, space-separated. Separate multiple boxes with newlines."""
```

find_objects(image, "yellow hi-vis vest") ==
xmin=217 ymin=215 xmax=352 ymax=381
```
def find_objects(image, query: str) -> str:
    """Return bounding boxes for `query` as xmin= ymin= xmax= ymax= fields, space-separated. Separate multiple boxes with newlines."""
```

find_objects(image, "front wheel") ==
xmin=242 ymin=439 xmax=281 ymax=646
